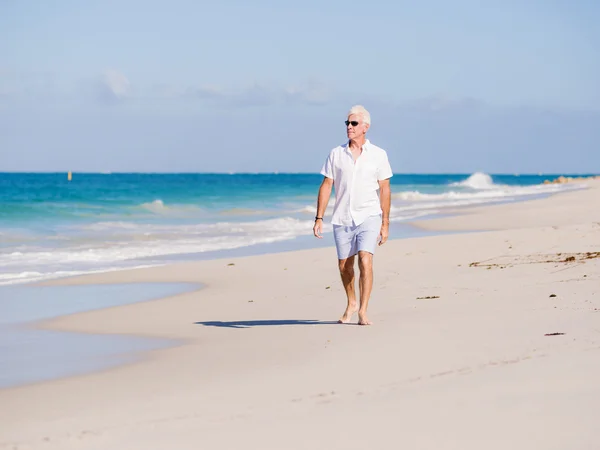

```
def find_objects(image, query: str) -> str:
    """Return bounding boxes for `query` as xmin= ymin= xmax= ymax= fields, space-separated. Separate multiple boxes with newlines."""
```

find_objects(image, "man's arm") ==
xmin=313 ymin=176 xmax=333 ymax=238
xmin=378 ymin=178 xmax=391 ymax=245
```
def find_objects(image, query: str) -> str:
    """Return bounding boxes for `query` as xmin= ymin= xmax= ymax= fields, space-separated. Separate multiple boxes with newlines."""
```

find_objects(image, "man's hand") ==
xmin=313 ymin=219 xmax=323 ymax=238
xmin=378 ymin=222 xmax=389 ymax=246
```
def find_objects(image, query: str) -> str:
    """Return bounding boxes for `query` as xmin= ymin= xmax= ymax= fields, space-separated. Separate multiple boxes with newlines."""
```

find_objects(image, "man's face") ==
xmin=346 ymin=114 xmax=369 ymax=140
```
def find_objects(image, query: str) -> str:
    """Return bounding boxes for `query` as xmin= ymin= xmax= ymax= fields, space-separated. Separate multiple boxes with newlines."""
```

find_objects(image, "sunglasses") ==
xmin=345 ymin=120 xmax=360 ymax=127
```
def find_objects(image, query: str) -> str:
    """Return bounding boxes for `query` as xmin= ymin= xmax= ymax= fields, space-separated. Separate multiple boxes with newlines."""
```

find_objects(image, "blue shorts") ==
xmin=333 ymin=215 xmax=381 ymax=260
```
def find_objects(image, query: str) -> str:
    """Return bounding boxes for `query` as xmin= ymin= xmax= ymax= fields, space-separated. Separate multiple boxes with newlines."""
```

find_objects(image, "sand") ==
xmin=1 ymin=180 xmax=599 ymax=450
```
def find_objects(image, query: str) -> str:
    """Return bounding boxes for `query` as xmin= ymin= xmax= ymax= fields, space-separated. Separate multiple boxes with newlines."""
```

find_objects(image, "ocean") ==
xmin=0 ymin=172 xmax=586 ymax=286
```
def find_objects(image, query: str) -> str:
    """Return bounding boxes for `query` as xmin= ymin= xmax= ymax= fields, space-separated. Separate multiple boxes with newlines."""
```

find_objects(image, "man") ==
xmin=313 ymin=105 xmax=393 ymax=326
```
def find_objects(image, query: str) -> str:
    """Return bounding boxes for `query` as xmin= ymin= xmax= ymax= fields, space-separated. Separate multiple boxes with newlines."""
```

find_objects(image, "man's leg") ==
xmin=355 ymin=216 xmax=380 ymax=325
xmin=357 ymin=250 xmax=374 ymax=325
xmin=337 ymin=255 xmax=357 ymax=323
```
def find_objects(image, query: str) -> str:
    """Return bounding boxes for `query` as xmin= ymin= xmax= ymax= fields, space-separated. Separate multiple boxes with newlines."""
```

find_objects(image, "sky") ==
xmin=1 ymin=0 xmax=599 ymax=173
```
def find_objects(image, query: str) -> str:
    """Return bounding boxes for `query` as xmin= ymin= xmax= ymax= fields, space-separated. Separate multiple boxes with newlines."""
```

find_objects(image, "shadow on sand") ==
xmin=194 ymin=319 xmax=339 ymax=329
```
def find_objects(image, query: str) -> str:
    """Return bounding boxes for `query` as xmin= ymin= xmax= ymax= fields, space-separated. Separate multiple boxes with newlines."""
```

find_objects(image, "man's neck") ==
xmin=348 ymin=137 xmax=366 ymax=151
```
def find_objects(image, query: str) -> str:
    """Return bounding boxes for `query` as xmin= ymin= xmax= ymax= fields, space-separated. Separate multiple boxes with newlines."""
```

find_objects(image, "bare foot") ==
xmin=338 ymin=305 xmax=358 ymax=323
xmin=358 ymin=313 xmax=373 ymax=326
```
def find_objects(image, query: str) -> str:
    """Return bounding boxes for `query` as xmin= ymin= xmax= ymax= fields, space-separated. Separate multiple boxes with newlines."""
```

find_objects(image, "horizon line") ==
xmin=1 ymin=171 xmax=598 ymax=176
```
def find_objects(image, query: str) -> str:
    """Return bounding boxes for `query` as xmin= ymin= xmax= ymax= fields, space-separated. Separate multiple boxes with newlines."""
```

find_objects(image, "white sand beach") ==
xmin=1 ymin=180 xmax=599 ymax=450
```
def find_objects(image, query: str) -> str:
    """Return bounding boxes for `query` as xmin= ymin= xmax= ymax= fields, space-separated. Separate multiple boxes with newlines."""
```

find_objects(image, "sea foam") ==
xmin=450 ymin=172 xmax=499 ymax=190
xmin=0 ymin=172 xmax=586 ymax=286
xmin=0 ymin=217 xmax=323 ymax=285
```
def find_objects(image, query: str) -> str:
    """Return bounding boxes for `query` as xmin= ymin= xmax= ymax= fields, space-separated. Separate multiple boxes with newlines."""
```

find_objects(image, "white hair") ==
xmin=347 ymin=105 xmax=371 ymax=125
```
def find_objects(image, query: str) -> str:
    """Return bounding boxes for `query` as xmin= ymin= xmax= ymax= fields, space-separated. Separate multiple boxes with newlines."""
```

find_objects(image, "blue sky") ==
xmin=1 ymin=0 xmax=599 ymax=173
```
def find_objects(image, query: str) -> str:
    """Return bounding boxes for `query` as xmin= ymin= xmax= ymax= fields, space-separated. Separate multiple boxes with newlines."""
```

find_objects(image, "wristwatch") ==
xmin=315 ymin=216 xmax=323 ymax=221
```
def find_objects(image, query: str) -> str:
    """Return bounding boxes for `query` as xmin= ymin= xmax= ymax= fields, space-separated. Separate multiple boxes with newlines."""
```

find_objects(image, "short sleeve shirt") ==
xmin=320 ymin=139 xmax=393 ymax=226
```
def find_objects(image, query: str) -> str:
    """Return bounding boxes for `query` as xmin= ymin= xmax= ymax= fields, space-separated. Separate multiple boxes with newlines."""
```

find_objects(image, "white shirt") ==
xmin=320 ymin=139 xmax=393 ymax=226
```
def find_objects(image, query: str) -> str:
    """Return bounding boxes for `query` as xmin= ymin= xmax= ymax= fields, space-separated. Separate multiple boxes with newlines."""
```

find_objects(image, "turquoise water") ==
xmin=0 ymin=172 xmax=588 ymax=285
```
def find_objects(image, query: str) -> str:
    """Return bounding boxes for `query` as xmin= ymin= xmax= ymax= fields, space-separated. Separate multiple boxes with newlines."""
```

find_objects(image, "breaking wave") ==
xmin=450 ymin=172 xmax=499 ymax=190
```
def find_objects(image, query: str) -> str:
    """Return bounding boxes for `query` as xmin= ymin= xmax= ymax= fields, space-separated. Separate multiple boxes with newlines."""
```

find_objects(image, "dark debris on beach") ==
xmin=469 ymin=252 xmax=600 ymax=269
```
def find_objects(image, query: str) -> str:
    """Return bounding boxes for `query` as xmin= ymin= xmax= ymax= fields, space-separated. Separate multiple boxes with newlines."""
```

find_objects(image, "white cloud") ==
xmin=183 ymin=80 xmax=334 ymax=108
xmin=0 ymin=70 xmax=56 ymax=101
xmin=185 ymin=83 xmax=276 ymax=107
xmin=98 ymin=69 xmax=131 ymax=102
xmin=402 ymin=94 xmax=485 ymax=112
xmin=284 ymin=80 xmax=332 ymax=105
xmin=189 ymin=84 xmax=228 ymax=100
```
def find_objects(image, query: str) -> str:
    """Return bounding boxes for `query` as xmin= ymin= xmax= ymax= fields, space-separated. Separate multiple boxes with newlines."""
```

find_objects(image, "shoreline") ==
xmin=1 ymin=173 xmax=592 ymax=288
xmin=25 ymin=179 xmax=600 ymax=353
xmin=0 ymin=216 xmax=431 ymax=289
xmin=25 ymin=178 xmax=590 ymax=288
xmin=411 ymin=178 xmax=600 ymax=232
xmin=0 ymin=180 xmax=594 ymax=388
xmin=0 ymin=282 xmax=201 ymax=389
xmin=1 ymin=178 xmax=599 ymax=449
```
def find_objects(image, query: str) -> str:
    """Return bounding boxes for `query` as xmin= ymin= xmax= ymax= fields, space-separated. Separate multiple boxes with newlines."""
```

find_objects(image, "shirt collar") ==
xmin=343 ymin=139 xmax=371 ymax=154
